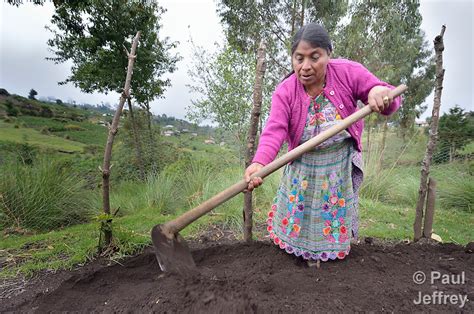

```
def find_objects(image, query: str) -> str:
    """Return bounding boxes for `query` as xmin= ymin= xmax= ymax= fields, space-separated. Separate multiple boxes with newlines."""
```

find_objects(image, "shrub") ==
xmin=0 ymin=159 xmax=95 ymax=231
xmin=40 ymin=105 xmax=54 ymax=118
xmin=5 ymin=100 xmax=19 ymax=117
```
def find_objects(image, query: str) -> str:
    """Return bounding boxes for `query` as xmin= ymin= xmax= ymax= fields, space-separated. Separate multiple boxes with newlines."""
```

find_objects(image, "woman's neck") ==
xmin=305 ymin=82 xmax=325 ymax=97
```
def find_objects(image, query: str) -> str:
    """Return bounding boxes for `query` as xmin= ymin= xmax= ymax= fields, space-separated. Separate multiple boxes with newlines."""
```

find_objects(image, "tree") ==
xmin=28 ymin=89 xmax=38 ymax=100
xmin=187 ymin=42 xmax=272 ymax=157
xmin=47 ymin=0 xmax=178 ymax=101
xmin=434 ymin=106 xmax=474 ymax=163
xmin=335 ymin=0 xmax=434 ymax=137
xmin=47 ymin=0 xmax=179 ymax=179
xmin=217 ymin=0 xmax=349 ymax=83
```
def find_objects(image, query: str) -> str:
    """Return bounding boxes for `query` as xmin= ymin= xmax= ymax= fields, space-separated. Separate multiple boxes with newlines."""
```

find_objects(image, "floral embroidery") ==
xmin=307 ymin=94 xmax=337 ymax=126
xmin=320 ymin=171 xmax=349 ymax=244
xmin=267 ymin=177 xmax=308 ymax=239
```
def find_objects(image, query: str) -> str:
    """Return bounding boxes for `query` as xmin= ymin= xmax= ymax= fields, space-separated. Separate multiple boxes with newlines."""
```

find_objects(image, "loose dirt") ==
xmin=2 ymin=238 xmax=473 ymax=313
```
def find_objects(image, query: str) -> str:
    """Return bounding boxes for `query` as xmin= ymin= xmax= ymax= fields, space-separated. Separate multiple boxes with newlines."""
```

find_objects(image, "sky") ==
xmin=0 ymin=0 xmax=473 ymax=122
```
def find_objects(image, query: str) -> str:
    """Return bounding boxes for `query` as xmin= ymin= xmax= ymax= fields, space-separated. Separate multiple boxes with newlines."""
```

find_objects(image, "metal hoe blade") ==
xmin=151 ymin=224 xmax=196 ymax=274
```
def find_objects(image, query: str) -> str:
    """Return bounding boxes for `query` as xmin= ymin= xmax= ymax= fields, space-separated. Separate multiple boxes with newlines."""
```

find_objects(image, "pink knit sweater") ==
xmin=252 ymin=58 xmax=402 ymax=166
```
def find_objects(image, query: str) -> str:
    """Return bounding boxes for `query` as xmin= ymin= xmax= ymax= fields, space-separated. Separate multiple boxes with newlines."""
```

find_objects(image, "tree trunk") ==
xmin=291 ymin=0 xmax=297 ymax=37
xmin=244 ymin=41 xmax=267 ymax=242
xmin=101 ymin=31 xmax=141 ymax=247
xmin=300 ymin=0 xmax=305 ymax=27
xmin=414 ymin=26 xmax=445 ymax=241
xmin=127 ymin=97 xmax=146 ymax=181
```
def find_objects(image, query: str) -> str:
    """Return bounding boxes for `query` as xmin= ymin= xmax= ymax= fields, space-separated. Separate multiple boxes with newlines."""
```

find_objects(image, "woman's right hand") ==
xmin=244 ymin=162 xmax=264 ymax=192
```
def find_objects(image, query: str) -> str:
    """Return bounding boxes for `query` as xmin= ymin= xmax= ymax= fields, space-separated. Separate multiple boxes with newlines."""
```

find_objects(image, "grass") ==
xmin=0 ymin=159 xmax=95 ymax=231
xmin=358 ymin=198 xmax=473 ymax=243
xmin=16 ymin=116 xmax=108 ymax=146
xmin=0 ymin=120 xmax=85 ymax=152
xmin=1 ymin=127 xmax=472 ymax=280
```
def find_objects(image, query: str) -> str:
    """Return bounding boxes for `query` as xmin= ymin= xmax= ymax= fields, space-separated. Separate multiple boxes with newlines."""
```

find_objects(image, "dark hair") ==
xmin=291 ymin=23 xmax=332 ymax=55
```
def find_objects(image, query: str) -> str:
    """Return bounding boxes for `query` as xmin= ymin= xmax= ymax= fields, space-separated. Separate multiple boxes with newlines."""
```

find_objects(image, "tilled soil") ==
xmin=2 ymin=238 xmax=473 ymax=313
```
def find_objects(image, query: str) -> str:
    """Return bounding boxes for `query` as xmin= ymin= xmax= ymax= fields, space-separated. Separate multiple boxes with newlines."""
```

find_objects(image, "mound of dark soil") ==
xmin=2 ymin=239 xmax=473 ymax=313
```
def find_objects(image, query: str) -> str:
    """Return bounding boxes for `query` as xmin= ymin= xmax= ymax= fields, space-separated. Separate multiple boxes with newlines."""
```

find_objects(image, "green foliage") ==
xmin=217 ymin=0 xmax=348 ymax=73
xmin=334 ymin=0 xmax=434 ymax=136
xmin=434 ymin=106 xmax=474 ymax=163
xmin=187 ymin=43 xmax=272 ymax=156
xmin=5 ymin=100 xmax=19 ymax=117
xmin=47 ymin=0 xmax=178 ymax=105
xmin=0 ymin=159 xmax=95 ymax=231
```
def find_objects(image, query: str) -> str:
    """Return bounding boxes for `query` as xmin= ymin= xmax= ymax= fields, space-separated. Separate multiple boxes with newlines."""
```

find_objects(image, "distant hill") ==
xmin=0 ymin=88 xmax=217 ymax=147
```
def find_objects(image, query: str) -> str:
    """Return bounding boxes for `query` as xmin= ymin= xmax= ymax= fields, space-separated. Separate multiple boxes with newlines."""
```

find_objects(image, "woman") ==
xmin=244 ymin=23 xmax=401 ymax=263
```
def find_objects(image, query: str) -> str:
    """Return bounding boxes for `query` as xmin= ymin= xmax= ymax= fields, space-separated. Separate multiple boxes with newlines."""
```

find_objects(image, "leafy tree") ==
xmin=217 ymin=0 xmax=348 ymax=81
xmin=434 ymin=106 xmax=474 ymax=163
xmin=28 ymin=89 xmax=38 ymax=100
xmin=47 ymin=0 xmax=178 ymax=103
xmin=187 ymin=42 xmax=272 ymax=157
xmin=47 ymin=0 xmax=179 ymax=179
xmin=334 ymin=0 xmax=434 ymax=138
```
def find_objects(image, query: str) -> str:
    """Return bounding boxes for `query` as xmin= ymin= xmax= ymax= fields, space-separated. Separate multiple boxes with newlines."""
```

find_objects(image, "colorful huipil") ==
xmin=267 ymin=92 xmax=364 ymax=261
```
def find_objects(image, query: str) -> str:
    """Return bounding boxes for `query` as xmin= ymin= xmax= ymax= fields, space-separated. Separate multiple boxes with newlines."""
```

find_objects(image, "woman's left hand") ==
xmin=367 ymin=86 xmax=393 ymax=113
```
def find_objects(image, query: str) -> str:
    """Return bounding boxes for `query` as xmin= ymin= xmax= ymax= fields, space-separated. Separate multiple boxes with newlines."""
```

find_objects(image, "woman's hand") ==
xmin=367 ymin=86 xmax=393 ymax=113
xmin=244 ymin=162 xmax=264 ymax=192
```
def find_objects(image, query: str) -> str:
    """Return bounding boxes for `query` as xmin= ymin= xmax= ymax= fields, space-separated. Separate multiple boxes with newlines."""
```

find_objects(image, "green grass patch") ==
xmin=16 ymin=116 xmax=107 ymax=146
xmin=0 ymin=120 xmax=85 ymax=152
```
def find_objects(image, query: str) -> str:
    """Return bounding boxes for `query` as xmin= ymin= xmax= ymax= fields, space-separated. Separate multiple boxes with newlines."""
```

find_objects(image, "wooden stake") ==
xmin=414 ymin=25 xmax=445 ymax=241
xmin=243 ymin=41 xmax=266 ymax=242
xmin=101 ymin=32 xmax=141 ymax=247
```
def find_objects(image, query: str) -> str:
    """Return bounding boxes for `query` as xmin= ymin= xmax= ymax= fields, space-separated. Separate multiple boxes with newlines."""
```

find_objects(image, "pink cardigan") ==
xmin=252 ymin=58 xmax=402 ymax=166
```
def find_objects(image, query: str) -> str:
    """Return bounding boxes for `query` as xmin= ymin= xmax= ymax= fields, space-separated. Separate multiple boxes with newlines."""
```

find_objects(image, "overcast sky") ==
xmin=0 ymin=0 xmax=473 ymax=122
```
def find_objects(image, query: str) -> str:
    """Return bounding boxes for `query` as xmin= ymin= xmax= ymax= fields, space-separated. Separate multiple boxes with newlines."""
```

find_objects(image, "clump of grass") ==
xmin=437 ymin=171 xmax=474 ymax=213
xmin=0 ymin=159 xmax=94 ymax=231
xmin=145 ymin=171 xmax=180 ymax=215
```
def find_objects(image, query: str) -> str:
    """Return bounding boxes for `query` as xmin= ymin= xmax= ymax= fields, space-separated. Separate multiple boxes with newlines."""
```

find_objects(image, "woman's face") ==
xmin=292 ymin=40 xmax=330 ymax=90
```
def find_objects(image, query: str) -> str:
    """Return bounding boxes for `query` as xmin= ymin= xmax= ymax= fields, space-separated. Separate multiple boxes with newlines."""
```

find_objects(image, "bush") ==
xmin=40 ymin=105 xmax=54 ymax=118
xmin=0 ymin=159 xmax=95 ymax=231
xmin=5 ymin=100 xmax=19 ymax=117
